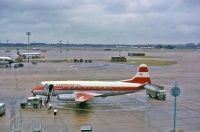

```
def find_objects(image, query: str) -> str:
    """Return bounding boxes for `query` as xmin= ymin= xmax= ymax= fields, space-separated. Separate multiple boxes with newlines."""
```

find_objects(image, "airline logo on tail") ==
xmin=123 ymin=64 xmax=151 ymax=84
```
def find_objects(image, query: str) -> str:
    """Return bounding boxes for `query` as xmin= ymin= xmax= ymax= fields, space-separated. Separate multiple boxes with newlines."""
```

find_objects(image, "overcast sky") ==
xmin=0 ymin=0 xmax=199 ymax=44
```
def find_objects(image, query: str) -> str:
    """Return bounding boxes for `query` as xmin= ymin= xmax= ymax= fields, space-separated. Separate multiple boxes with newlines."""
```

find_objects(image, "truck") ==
xmin=145 ymin=84 xmax=166 ymax=100
xmin=20 ymin=96 xmax=43 ymax=109
xmin=0 ymin=103 xmax=6 ymax=116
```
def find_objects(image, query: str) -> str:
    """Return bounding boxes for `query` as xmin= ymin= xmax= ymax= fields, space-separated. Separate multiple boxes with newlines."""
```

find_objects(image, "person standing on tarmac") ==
xmin=48 ymin=103 xmax=52 ymax=110
xmin=54 ymin=108 xmax=57 ymax=116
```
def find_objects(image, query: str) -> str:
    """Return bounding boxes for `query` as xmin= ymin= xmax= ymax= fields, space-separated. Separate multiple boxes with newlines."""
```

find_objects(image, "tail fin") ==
xmin=123 ymin=64 xmax=151 ymax=84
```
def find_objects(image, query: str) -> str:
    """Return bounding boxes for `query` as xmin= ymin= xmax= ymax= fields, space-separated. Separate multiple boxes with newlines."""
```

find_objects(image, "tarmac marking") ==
xmin=70 ymin=65 xmax=79 ymax=70
xmin=57 ymin=114 xmax=72 ymax=132
xmin=6 ymin=111 xmax=19 ymax=125
xmin=53 ymin=104 xmax=146 ymax=112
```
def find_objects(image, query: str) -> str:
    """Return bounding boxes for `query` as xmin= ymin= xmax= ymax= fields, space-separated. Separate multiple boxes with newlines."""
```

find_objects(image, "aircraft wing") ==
xmin=74 ymin=92 xmax=101 ymax=102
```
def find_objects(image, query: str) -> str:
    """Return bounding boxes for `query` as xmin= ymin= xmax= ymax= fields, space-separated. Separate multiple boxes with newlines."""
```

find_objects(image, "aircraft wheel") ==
xmin=79 ymin=102 xmax=87 ymax=107
xmin=33 ymin=104 xmax=38 ymax=109
xmin=20 ymin=104 xmax=25 ymax=109
xmin=156 ymin=93 xmax=160 ymax=99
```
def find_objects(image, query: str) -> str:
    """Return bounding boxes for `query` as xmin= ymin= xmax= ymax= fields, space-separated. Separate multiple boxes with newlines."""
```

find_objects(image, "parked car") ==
xmin=13 ymin=63 xmax=24 ymax=68
xmin=0 ymin=103 xmax=6 ymax=116
xmin=31 ymin=60 xmax=37 ymax=64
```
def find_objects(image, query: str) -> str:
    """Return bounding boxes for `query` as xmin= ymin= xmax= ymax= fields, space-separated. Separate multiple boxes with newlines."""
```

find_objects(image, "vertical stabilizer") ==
xmin=123 ymin=64 xmax=151 ymax=84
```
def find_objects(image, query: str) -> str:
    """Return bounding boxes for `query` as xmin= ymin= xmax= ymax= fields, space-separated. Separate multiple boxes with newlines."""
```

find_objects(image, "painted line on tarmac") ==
xmin=6 ymin=111 xmax=19 ymax=125
xmin=54 ymin=104 xmax=145 ymax=112
xmin=70 ymin=65 xmax=79 ymax=70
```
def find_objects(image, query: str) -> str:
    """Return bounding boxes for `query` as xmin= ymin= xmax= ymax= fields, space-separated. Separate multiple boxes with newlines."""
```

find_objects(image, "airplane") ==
xmin=21 ymin=52 xmax=41 ymax=59
xmin=31 ymin=64 xmax=151 ymax=105
xmin=0 ymin=56 xmax=13 ymax=67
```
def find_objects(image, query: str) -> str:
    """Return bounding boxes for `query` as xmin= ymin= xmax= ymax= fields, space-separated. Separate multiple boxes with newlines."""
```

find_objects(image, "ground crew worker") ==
xmin=40 ymin=99 xmax=43 ymax=108
xmin=48 ymin=103 xmax=52 ymax=110
xmin=42 ymin=100 xmax=45 ymax=107
xmin=54 ymin=108 xmax=57 ymax=116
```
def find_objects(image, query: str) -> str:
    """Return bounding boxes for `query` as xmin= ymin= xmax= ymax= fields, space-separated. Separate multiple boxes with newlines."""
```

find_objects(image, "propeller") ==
xmin=44 ymin=84 xmax=54 ymax=103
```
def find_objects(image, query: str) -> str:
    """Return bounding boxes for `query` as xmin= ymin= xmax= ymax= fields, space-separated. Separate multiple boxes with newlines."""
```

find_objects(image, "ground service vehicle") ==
xmin=145 ymin=84 xmax=166 ymax=100
xmin=80 ymin=125 xmax=93 ymax=132
xmin=20 ymin=97 xmax=42 ymax=109
xmin=13 ymin=63 xmax=24 ymax=68
xmin=32 ymin=60 xmax=37 ymax=64
xmin=0 ymin=103 xmax=6 ymax=116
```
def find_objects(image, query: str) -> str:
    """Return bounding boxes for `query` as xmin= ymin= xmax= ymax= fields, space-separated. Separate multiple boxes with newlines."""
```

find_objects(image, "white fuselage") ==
xmin=33 ymin=81 xmax=144 ymax=97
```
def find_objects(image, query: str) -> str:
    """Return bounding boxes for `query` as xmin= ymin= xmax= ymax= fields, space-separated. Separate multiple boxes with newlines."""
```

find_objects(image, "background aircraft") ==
xmin=21 ymin=52 xmax=41 ymax=59
xmin=32 ymin=64 xmax=151 ymax=104
xmin=0 ymin=56 xmax=13 ymax=67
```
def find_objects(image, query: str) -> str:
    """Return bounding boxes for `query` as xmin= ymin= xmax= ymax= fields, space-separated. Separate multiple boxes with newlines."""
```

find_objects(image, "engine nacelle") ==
xmin=57 ymin=94 xmax=75 ymax=101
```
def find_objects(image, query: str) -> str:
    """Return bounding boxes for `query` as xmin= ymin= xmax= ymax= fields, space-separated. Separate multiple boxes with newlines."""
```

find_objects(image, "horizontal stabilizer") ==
xmin=75 ymin=92 xmax=95 ymax=102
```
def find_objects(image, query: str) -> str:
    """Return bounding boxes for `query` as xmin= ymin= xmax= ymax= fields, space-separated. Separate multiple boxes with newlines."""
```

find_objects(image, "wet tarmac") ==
xmin=0 ymin=49 xmax=200 ymax=132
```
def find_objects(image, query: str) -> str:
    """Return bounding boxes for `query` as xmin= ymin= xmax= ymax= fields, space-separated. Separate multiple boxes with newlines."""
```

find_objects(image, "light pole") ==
xmin=26 ymin=32 xmax=31 ymax=63
xmin=59 ymin=40 xmax=62 ymax=53
xmin=144 ymin=90 xmax=149 ymax=132
xmin=170 ymin=82 xmax=181 ymax=132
